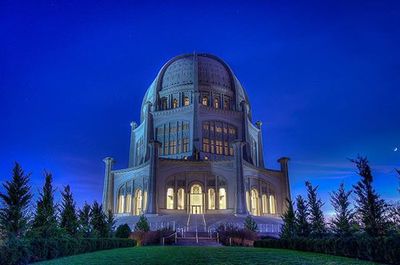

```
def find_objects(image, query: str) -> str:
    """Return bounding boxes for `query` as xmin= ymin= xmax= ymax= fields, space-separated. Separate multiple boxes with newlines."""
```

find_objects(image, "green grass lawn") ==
xmin=34 ymin=246 xmax=381 ymax=265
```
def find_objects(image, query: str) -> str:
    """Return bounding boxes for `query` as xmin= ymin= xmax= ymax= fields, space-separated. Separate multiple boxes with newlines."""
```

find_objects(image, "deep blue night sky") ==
xmin=1 ymin=0 xmax=399 ymax=215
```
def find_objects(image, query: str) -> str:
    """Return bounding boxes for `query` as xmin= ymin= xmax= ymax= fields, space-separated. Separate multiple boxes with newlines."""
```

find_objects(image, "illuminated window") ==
xmin=202 ymin=96 xmax=209 ymax=106
xmin=246 ymin=191 xmax=250 ymax=212
xmin=126 ymin=184 xmax=132 ymax=213
xmin=269 ymin=194 xmax=276 ymax=214
xmin=172 ymin=98 xmax=178 ymax=108
xmin=219 ymin=188 xmax=226 ymax=209
xmin=177 ymin=188 xmax=185 ymax=210
xmin=229 ymin=147 xmax=234 ymax=156
xmin=203 ymin=122 xmax=209 ymax=131
xmin=184 ymin=97 xmax=190 ymax=106
xmin=203 ymin=138 xmax=210 ymax=152
xmin=224 ymin=141 xmax=229 ymax=155
xmin=166 ymin=188 xmax=174 ymax=209
xmin=216 ymin=140 xmax=223 ymax=154
xmin=251 ymin=189 xmax=259 ymax=216
xmin=135 ymin=189 xmax=142 ymax=215
xmin=118 ymin=186 xmax=125 ymax=213
xmin=215 ymin=125 xmax=222 ymax=133
xmin=210 ymin=140 xmax=215 ymax=153
xmin=183 ymin=138 xmax=189 ymax=152
xmin=262 ymin=194 xmax=268 ymax=214
xmin=164 ymin=141 xmax=169 ymax=155
xmin=214 ymin=98 xmax=220 ymax=108
xmin=208 ymin=188 xmax=215 ymax=210
xmin=170 ymin=140 xmax=176 ymax=154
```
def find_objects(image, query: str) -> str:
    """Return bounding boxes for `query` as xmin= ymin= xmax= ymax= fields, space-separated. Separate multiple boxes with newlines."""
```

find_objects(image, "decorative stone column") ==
xmin=128 ymin=122 xmax=137 ymax=167
xmin=278 ymin=157 xmax=291 ymax=213
xmin=102 ymin=157 xmax=115 ymax=212
xmin=255 ymin=121 xmax=265 ymax=168
xmin=145 ymin=140 xmax=161 ymax=215
xmin=232 ymin=141 xmax=248 ymax=215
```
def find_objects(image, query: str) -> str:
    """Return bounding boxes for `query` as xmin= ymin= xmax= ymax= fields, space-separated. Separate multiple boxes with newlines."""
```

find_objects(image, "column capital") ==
xmin=103 ymin=157 xmax=115 ymax=164
xmin=130 ymin=121 xmax=137 ymax=130
xmin=277 ymin=157 xmax=290 ymax=164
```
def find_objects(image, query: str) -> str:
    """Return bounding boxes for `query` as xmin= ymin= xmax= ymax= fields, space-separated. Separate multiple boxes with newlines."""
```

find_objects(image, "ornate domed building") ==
xmin=102 ymin=53 xmax=290 ymax=229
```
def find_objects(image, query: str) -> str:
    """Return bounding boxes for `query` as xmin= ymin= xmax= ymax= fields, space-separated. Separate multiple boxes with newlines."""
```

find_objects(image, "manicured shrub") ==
xmin=0 ymin=237 xmax=135 ymax=264
xmin=115 ymin=224 xmax=131 ymax=238
xmin=254 ymin=234 xmax=400 ymax=264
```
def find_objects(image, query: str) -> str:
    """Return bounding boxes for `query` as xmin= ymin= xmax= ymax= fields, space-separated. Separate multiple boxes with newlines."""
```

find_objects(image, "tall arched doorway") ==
xmin=251 ymin=188 xmax=260 ymax=216
xmin=134 ymin=189 xmax=143 ymax=215
xmin=190 ymin=184 xmax=203 ymax=214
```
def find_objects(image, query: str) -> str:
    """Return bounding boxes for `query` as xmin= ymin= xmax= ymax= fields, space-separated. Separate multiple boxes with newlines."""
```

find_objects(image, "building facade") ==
xmin=102 ymin=53 xmax=291 ymax=219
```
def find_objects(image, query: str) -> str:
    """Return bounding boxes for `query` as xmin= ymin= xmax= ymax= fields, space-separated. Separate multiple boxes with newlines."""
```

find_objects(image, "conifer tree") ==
xmin=105 ymin=209 xmax=116 ymax=238
xmin=244 ymin=215 xmax=258 ymax=232
xmin=78 ymin=202 xmax=91 ymax=237
xmin=295 ymin=195 xmax=310 ymax=237
xmin=0 ymin=163 xmax=32 ymax=238
xmin=280 ymin=198 xmax=296 ymax=239
xmin=60 ymin=185 xmax=78 ymax=236
xmin=90 ymin=201 xmax=107 ymax=237
xmin=352 ymin=156 xmax=387 ymax=237
xmin=330 ymin=183 xmax=354 ymax=236
xmin=134 ymin=214 xmax=150 ymax=232
xmin=32 ymin=171 xmax=58 ymax=237
xmin=306 ymin=181 xmax=326 ymax=237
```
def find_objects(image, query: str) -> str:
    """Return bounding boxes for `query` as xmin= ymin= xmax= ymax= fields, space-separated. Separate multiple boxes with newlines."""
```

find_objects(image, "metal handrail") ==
xmin=162 ymin=231 xmax=177 ymax=246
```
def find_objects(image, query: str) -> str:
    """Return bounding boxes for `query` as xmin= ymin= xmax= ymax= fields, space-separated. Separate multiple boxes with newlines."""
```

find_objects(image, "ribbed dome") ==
xmin=141 ymin=53 xmax=249 ymax=122
xmin=160 ymin=54 xmax=232 ymax=90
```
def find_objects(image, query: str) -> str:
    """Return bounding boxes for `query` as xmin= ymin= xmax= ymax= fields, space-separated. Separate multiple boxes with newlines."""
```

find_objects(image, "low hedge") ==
xmin=254 ymin=235 xmax=400 ymax=264
xmin=0 ymin=237 xmax=136 ymax=265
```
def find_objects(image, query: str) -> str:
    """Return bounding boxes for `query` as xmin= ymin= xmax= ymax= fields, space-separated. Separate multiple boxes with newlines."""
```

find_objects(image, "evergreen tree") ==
xmin=78 ymin=202 xmax=91 ymax=237
xmin=59 ymin=185 xmax=78 ymax=236
xmin=280 ymin=198 xmax=296 ymax=239
xmin=352 ymin=156 xmax=388 ymax=237
xmin=134 ymin=214 xmax=150 ymax=232
xmin=0 ymin=163 xmax=32 ymax=238
xmin=105 ymin=209 xmax=116 ymax=238
xmin=32 ymin=171 xmax=59 ymax=237
xmin=330 ymin=183 xmax=354 ymax=236
xmin=306 ymin=181 xmax=326 ymax=237
xmin=90 ymin=201 xmax=107 ymax=237
xmin=244 ymin=215 xmax=258 ymax=232
xmin=295 ymin=195 xmax=310 ymax=237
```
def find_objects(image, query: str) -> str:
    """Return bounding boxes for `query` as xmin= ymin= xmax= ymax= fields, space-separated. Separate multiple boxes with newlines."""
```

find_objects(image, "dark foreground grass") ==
xmin=34 ymin=246 xmax=381 ymax=265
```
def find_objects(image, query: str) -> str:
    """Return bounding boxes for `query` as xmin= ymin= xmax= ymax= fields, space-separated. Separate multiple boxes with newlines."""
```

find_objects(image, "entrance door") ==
xmin=190 ymin=184 xmax=203 ymax=214
xmin=192 ymin=205 xmax=201 ymax=214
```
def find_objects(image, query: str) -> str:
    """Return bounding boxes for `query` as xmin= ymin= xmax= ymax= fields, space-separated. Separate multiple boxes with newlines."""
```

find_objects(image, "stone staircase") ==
xmin=174 ymin=214 xmax=222 ymax=247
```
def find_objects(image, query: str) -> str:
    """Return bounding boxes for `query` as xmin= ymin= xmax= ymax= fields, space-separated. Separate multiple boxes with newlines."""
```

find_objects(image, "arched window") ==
xmin=134 ymin=189 xmax=142 ymax=215
xmin=125 ymin=183 xmax=132 ymax=213
xmin=202 ymin=96 xmax=209 ymax=106
xmin=118 ymin=186 xmax=125 ymax=213
xmin=269 ymin=194 xmax=276 ymax=214
xmin=208 ymin=188 xmax=215 ymax=210
xmin=177 ymin=188 xmax=185 ymax=210
xmin=223 ymin=98 xmax=230 ymax=110
xmin=172 ymin=98 xmax=178 ymax=108
xmin=246 ymin=191 xmax=250 ymax=213
xmin=251 ymin=189 xmax=259 ymax=216
xmin=262 ymin=194 xmax=268 ymax=214
xmin=166 ymin=188 xmax=174 ymax=209
xmin=161 ymin=97 xmax=167 ymax=110
xmin=184 ymin=97 xmax=190 ymax=106
xmin=214 ymin=98 xmax=220 ymax=108
xmin=219 ymin=188 xmax=226 ymax=209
